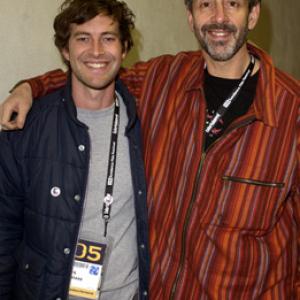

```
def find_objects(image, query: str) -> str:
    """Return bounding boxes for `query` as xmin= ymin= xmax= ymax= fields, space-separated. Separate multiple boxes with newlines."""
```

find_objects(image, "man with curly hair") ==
xmin=0 ymin=1 xmax=149 ymax=299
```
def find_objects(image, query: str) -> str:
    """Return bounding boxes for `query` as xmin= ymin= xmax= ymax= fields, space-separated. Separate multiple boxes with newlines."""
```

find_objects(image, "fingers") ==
xmin=1 ymin=104 xmax=27 ymax=130
xmin=15 ymin=103 xmax=27 ymax=129
xmin=1 ymin=120 xmax=20 ymax=131
xmin=0 ymin=104 xmax=19 ymax=131
xmin=0 ymin=83 xmax=33 ymax=131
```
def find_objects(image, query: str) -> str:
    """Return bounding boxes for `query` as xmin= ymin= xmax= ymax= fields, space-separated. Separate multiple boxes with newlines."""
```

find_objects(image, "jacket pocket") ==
xmin=222 ymin=176 xmax=285 ymax=188
xmin=14 ymin=244 xmax=47 ymax=299
xmin=209 ymin=175 xmax=286 ymax=231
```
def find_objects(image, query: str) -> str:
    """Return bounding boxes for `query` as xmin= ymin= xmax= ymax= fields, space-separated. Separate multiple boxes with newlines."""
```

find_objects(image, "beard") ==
xmin=195 ymin=22 xmax=249 ymax=61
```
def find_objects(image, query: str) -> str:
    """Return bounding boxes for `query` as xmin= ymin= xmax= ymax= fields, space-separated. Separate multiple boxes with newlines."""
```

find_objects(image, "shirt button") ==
xmin=24 ymin=264 xmax=30 ymax=270
xmin=138 ymin=190 xmax=143 ymax=196
xmin=140 ymin=244 xmax=145 ymax=249
xmin=143 ymin=291 xmax=148 ymax=296
xmin=50 ymin=187 xmax=61 ymax=197
xmin=64 ymin=248 xmax=71 ymax=255
xmin=56 ymin=298 xmax=62 ymax=300
xmin=74 ymin=194 xmax=81 ymax=202
xmin=78 ymin=145 xmax=85 ymax=152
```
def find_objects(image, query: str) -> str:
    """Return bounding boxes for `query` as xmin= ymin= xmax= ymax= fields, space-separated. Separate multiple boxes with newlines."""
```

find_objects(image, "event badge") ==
xmin=69 ymin=239 xmax=110 ymax=299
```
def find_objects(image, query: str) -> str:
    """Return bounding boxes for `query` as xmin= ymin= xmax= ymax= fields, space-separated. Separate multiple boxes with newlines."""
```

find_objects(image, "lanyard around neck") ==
xmin=102 ymin=95 xmax=120 ymax=237
xmin=205 ymin=55 xmax=255 ymax=134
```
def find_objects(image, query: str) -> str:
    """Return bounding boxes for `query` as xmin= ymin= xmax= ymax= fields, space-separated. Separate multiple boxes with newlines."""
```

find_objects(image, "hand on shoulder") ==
xmin=0 ymin=83 xmax=33 ymax=130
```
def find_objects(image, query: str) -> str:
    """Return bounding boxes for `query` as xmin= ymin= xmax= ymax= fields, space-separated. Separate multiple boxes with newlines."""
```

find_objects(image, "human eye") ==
xmin=200 ymin=1 xmax=211 ymax=9
xmin=226 ymin=0 xmax=240 ymax=8
xmin=75 ymin=34 xmax=90 ymax=43
xmin=104 ymin=37 xmax=115 ymax=42
xmin=102 ymin=34 xmax=117 ymax=43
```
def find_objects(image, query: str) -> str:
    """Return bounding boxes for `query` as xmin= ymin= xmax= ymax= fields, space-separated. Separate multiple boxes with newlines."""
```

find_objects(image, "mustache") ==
xmin=201 ymin=23 xmax=237 ymax=33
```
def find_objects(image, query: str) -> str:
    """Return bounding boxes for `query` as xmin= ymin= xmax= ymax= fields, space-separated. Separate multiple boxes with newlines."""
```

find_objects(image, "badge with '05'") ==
xmin=69 ymin=239 xmax=107 ymax=299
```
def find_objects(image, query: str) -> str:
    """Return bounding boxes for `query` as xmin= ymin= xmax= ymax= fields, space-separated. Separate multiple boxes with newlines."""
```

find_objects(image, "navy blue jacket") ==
xmin=0 ymin=78 xmax=149 ymax=300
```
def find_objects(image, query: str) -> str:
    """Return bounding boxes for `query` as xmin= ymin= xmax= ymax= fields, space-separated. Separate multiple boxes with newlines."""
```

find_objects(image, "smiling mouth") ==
xmin=85 ymin=62 xmax=108 ymax=69
xmin=208 ymin=30 xmax=232 ymax=38
xmin=202 ymin=23 xmax=236 ymax=39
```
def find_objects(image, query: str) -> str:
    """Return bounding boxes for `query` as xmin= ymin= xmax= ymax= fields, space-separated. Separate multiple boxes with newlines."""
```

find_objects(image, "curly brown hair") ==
xmin=54 ymin=0 xmax=135 ymax=54
xmin=184 ymin=0 xmax=261 ymax=12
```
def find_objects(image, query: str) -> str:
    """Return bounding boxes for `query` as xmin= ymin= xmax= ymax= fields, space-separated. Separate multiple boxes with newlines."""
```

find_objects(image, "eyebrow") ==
xmin=72 ymin=31 xmax=120 ymax=37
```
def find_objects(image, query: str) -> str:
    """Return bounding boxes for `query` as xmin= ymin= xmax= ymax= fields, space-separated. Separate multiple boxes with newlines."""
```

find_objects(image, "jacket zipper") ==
xmin=169 ymin=151 xmax=206 ymax=299
xmin=169 ymin=115 xmax=256 ymax=299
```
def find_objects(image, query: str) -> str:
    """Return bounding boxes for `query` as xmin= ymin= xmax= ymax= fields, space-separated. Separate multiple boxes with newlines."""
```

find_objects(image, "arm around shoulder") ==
xmin=0 ymin=69 xmax=67 ymax=130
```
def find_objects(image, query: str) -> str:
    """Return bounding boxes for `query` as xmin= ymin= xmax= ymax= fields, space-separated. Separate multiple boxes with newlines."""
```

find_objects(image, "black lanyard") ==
xmin=205 ymin=55 xmax=255 ymax=134
xmin=102 ymin=95 xmax=120 ymax=237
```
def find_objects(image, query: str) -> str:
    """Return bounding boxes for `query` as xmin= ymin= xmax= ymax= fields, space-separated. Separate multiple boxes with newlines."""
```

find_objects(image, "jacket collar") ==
xmin=115 ymin=77 xmax=139 ymax=133
xmin=60 ymin=73 xmax=138 ymax=132
xmin=247 ymin=43 xmax=277 ymax=127
xmin=185 ymin=43 xmax=278 ymax=128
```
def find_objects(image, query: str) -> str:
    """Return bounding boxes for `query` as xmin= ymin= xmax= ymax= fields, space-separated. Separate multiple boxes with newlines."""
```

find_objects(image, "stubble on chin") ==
xmin=195 ymin=23 xmax=249 ymax=62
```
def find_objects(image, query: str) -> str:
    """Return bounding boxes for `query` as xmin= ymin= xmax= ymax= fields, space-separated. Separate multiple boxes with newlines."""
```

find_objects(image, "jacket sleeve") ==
xmin=18 ymin=58 xmax=152 ymax=102
xmin=294 ymin=183 xmax=300 ymax=299
xmin=0 ymin=133 xmax=25 ymax=299
xmin=119 ymin=59 xmax=156 ymax=110
xmin=14 ymin=69 xmax=67 ymax=99
xmin=18 ymin=60 xmax=152 ymax=105
xmin=295 ymin=113 xmax=300 ymax=299
xmin=119 ymin=61 xmax=149 ymax=100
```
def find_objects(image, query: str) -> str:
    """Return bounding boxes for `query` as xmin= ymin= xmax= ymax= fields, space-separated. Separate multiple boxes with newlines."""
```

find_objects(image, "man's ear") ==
xmin=122 ymin=41 xmax=128 ymax=60
xmin=248 ymin=3 xmax=261 ymax=30
xmin=61 ymin=47 xmax=70 ymax=62
xmin=186 ymin=8 xmax=195 ymax=33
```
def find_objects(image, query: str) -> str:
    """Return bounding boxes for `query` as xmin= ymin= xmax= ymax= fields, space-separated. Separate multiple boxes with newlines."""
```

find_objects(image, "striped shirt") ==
xmin=28 ymin=43 xmax=300 ymax=299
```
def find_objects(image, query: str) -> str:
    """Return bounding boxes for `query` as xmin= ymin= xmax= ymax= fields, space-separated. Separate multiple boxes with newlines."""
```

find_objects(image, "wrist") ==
xmin=12 ymin=82 xmax=33 ymax=103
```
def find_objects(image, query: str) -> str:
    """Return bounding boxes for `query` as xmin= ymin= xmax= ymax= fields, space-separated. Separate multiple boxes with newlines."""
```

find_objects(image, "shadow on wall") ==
xmin=123 ymin=28 xmax=142 ymax=67
xmin=249 ymin=3 xmax=272 ymax=53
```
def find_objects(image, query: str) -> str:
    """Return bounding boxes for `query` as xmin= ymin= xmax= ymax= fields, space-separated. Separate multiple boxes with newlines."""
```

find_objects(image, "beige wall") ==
xmin=0 ymin=0 xmax=299 ymax=101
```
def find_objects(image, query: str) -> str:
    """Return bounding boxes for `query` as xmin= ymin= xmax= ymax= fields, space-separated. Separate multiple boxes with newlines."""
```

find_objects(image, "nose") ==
xmin=91 ymin=40 xmax=105 ymax=56
xmin=213 ymin=3 xmax=228 ymax=23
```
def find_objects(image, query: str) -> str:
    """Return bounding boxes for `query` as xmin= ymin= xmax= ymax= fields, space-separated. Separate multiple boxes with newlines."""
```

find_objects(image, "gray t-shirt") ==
xmin=69 ymin=93 xmax=138 ymax=300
